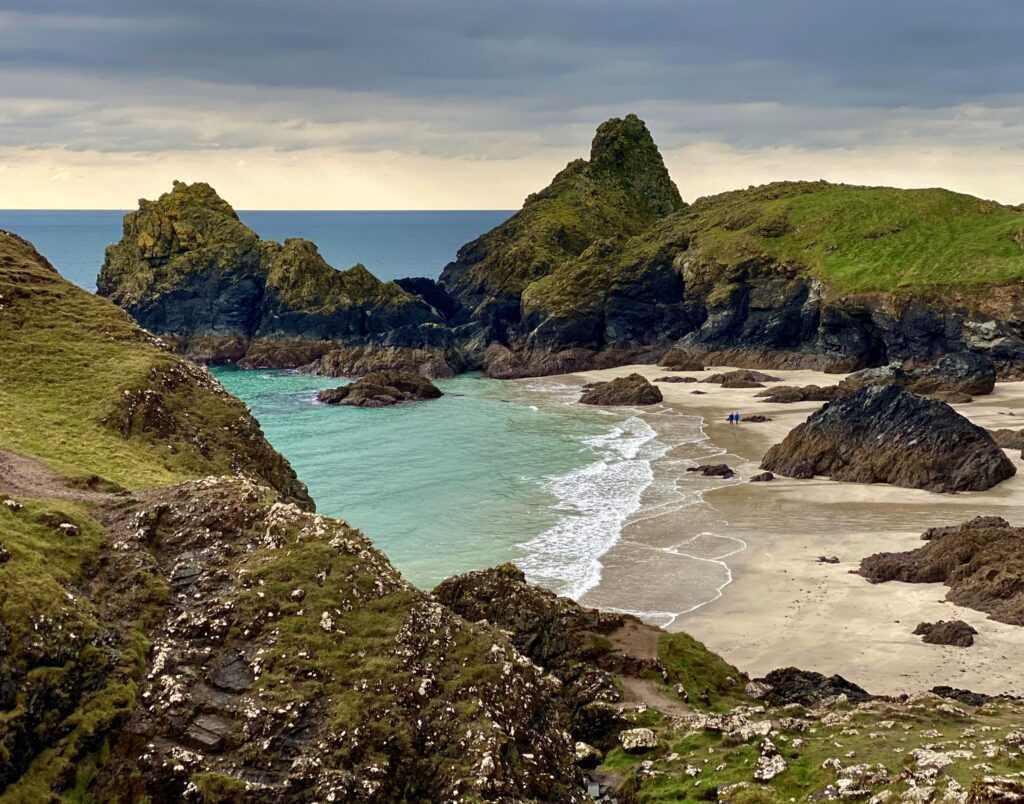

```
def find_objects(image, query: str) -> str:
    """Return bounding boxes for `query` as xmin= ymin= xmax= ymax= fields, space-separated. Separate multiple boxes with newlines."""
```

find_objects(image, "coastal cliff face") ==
xmin=97 ymin=120 xmax=1024 ymax=381
xmin=97 ymin=182 xmax=463 ymax=376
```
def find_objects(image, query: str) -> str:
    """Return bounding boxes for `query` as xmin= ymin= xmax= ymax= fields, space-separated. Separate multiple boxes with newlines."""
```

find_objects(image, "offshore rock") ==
xmin=761 ymin=385 xmax=1015 ymax=492
xmin=579 ymin=373 xmax=663 ymax=406
xmin=316 ymin=371 xmax=443 ymax=407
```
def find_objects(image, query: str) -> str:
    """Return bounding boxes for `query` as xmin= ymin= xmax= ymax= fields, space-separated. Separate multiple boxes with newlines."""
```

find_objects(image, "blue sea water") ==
xmin=212 ymin=367 xmax=684 ymax=594
xmin=4 ymin=208 xmax=715 ymax=606
xmin=0 ymin=209 xmax=511 ymax=290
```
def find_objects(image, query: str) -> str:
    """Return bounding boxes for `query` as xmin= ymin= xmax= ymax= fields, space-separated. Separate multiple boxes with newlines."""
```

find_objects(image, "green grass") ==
xmin=686 ymin=182 xmax=1024 ymax=295
xmin=658 ymin=632 xmax=749 ymax=712
xmin=0 ymin=231 xmax=306 ymax=498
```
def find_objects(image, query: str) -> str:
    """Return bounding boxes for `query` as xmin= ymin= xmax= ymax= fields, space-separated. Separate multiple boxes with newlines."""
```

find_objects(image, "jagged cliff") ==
xmin=97 ymin=182 xmax=463 ymax=376
xmin=98 ymin=118 xmax=1024 ymax=382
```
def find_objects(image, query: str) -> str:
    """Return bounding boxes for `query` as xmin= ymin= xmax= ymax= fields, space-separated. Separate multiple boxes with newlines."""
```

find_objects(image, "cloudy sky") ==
xmin=2 ymin=0 xmax=1024 ymax=208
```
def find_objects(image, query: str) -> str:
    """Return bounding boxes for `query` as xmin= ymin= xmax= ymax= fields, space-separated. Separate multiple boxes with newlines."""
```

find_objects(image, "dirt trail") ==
xmin=0 ymin=449 xmax=130 ymax=512
xmin=608 ymin=619 xmax=692 ymax=718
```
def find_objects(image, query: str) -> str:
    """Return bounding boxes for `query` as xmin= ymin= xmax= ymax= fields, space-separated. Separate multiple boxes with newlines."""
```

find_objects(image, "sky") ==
xmin=2 ymin=0 xmax=1024 ymax=209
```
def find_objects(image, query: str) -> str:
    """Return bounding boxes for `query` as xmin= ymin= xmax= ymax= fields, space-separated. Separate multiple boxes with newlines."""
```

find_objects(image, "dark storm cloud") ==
xmin=2 ymin=0 xmax=1023 ymax=153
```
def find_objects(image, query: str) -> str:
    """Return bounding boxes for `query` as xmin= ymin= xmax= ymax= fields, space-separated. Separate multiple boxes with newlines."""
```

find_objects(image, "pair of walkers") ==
xmin=727 ymin=411 xmax=742 ymax=424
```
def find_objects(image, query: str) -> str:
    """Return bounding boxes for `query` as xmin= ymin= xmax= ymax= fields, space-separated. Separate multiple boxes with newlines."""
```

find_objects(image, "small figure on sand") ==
xmin=727 ymin=411 xmax=742 ymax=424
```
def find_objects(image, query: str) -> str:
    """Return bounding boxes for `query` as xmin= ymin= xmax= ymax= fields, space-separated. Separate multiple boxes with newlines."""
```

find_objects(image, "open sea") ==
xmin=4 ymin=209 xmax=718 ymax=604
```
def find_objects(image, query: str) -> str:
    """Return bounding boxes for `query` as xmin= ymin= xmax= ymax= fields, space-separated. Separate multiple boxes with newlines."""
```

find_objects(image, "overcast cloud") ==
xmin=2 ymin=1 xmax=1023 ymax=207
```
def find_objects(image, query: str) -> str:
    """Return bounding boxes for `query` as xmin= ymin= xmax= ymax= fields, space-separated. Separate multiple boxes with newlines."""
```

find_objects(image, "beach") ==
xmin=565 ymin=364 xmax=1024 ymax=696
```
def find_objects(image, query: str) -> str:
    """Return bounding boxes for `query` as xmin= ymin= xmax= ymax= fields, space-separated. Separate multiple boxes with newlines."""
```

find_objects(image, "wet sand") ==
xmin=568 ymin=364 xmax=1024 ymax=696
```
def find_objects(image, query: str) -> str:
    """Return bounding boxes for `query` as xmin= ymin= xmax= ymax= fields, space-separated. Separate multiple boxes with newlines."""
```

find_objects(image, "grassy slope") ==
xmin=685 ymin=181 xmax=1024 ymax=295
xmin=0 ymin=231 xmax=305 ymax=493
xmin=445 ymin=115 xmax=685 ymax=302
xmin=524 ymin=180 xmax=1024 ymax=319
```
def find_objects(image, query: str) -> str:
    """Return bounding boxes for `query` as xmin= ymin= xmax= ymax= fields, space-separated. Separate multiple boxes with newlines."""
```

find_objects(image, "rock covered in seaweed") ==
xmin=579 ymin=373 xmax=663 ymax=406
xmin=316 ymin=371 xmax=443 ymax=407
xmin=761 ymin=385 xmax=1015 ymax=492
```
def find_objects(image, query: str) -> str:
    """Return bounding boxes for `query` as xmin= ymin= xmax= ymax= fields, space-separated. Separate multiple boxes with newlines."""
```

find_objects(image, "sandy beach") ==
xmin=565 ymin=363 xmax=1024 ymax=696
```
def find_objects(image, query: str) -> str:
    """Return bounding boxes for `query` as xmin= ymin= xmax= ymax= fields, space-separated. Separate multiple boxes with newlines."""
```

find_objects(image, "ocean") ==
xmin=6 ymin=209 xmax=721 ymax=608
xmin=0 ymin=209 xmax=512 ymax=289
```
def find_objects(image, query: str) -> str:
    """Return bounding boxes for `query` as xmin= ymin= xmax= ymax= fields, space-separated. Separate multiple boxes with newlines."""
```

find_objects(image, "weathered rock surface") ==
xmin=757 ymin=667 xmax=872 ymax=706
xmin=316 ymin=371 xmax=443 ymax=407
xmin=750 ymin=471 xmax=775 ymax=482
xmin=859 ymin=517 xmax=1024 ymax=625
xmin=686 ymin=464 xmax=736 ymax=478
xmin=659 ymin=347 xmax=705 ymax=371
xmin=579 ymin=373 xmax=663 ymax=406
xmin=755 ymin=384 xmax=843 ymax=404
xmin=840 ymin=353 xmax=997 ymax=397
xmin=914 ymin=620 xmax=978 ymax=647
xmin=761 ymin=385 xmax=1016 ymax=492
xmin=97 ymin=181 xmax=461 ymax=377
xmin=703 ymin=369 xmax=781 ymax=385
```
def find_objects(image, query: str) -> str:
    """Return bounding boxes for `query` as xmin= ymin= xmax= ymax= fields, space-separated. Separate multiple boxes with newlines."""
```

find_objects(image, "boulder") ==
xmin=913 ymin=620 xmax=978 ymax=647
xmin=619 ymin=727 xmax=658 ymax=753
xmin=317 ymin=371 xmax=443 ymax=408
xmin=908 ymin=352 xmax=997 ymax=397
xmin=761 ymin=385 xmax=1016 ymax=492
xmin=686 ymin=464 xmax=735 ymax=478
xmin=750 ymin=471 xmax=775 ymax=482
xmin=757 ymin=667 xmax=872 ymax=706
xmin=755 ymin=384 xmax=843 ymax=404
xmin=579 ymin=373 xmax=663 ymax=406
xmin=703 ymin=369 xmax=781 ymax=385
xmin=654 ymin=376 xmax=698 ymax=383
xmin=858 ymin=517 xmax=1024 ymax=625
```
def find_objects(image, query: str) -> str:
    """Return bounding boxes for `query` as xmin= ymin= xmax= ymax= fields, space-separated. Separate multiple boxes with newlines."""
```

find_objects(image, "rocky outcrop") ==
xmin=97 ymin=181 xmax=458 ymax=377
xmin=914 ymin=620 xmax=978 ymax=647
xmin=659 ymin=347 xmax=705 ymax=371
xmin=840 ymin=353 xmax=997 ymax=397
xmin=687 ymin=464 xmax=736 ymax=478
xmin=316 ymin=371 xmax=442 ymax=407
xmin=761 ymin=385 xmax=1016 ymax=492
xmin=703 ymin=369 xmax=781 ymax=386
xmin=858 ymin=517 xmax=1024 ymax=625
xmin=755 ymin=384 xmax=843 ymax=403
xmin=756 ymin=668 xmax=872 ymax=706
xmin=579 ymin=373 xmax=663 ymax=406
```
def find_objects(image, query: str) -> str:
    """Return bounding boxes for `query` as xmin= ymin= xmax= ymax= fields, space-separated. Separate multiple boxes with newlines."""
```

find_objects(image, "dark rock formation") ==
xmin=755 ymin=384 xmax=843 ymax=404
xmin=703 ymin=369 xmax=781 ymax=385
xmin=744 ymin=414 xmax=772 ymax=422
xmin=761 ymin=385 xmax=1016 ymax=492
xmin=858 ymin=517 xmax=1024 ymax=625
xmin=756 ymin=667 xmax=872 ymax=707
xmin=750 ymin=471 xmax=775 ymax=482
xmin=686 ymin=464 xmax=735 ymax=478
xmin=931 ymin=686 xmax=992 ymax=707
xmin=316 ymin=371 xmax=443 ymax=408
xmin=921 ymin=516 xmax=1011 ymax=541
xmin=914 ymin=620 xmax=978 ymax=647
xmin=433 ymin=564 xmax=661 ymax=747
xmin=97 ymin=181 xmax=460 ymax=377
xmin=654 ymin=375 xmax=698 ymax=383
xmin=579 ymin=373 xmax=663 ymax=406
xmin=817 ymin=555 xmax=840 ymax=564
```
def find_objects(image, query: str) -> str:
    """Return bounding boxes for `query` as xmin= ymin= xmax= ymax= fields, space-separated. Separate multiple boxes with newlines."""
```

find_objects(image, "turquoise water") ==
xmin=213 ymin=367 xmax=672 ymax=592
xmin=0 ymin=210 xmax=511 ymax=290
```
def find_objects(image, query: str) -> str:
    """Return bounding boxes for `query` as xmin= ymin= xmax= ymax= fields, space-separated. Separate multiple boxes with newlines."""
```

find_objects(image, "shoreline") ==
xmin=561 ymin=364 xmax=1024 ymax=696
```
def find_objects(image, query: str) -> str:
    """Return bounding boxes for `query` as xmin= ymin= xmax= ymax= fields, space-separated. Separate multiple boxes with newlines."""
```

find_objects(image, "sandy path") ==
xmin=559 ymin=364 xmax=1024 ymax=696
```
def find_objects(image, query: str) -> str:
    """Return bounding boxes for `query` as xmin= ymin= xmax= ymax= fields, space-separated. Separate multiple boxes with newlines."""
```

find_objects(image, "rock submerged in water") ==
xmin=579 ymin=373 xmax=663 ymax=406
xmin=317 ymin=371 xmax=443 ymax=408
xmin=914 ymin=620 xmax=978 ymax=647
xmin=761 ymin=385 xmax=1016 ymax=492
xmin=858 ymin=517 xmax=1024 ymax=625
xmin=686 ymin=464 xmax=735 ymax=478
